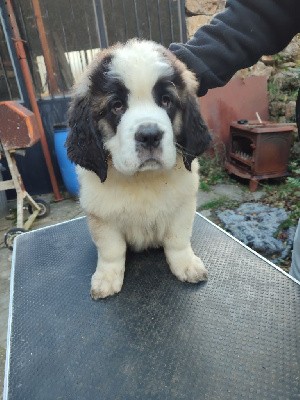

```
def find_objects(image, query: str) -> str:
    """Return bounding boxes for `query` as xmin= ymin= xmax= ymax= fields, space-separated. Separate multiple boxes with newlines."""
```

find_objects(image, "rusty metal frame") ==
xmin=0 ymin=1 xmax=28 ymax=103
xmin=5 ymin=0 xmax=63 ymax=201
xmin=0 ymin=147 xmax=41 ymax=230
xmin=31 ymin=0 xmax=59 ymax=94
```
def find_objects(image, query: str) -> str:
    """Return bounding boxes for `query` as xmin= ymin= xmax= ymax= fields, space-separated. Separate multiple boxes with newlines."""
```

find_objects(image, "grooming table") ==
xmin=4 ymin=214 xmax=300 ymax=399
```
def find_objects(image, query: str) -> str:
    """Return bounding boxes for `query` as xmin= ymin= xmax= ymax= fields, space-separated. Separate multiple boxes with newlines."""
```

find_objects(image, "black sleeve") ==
xmin=169 ymin=0 xmax=300 ymax=96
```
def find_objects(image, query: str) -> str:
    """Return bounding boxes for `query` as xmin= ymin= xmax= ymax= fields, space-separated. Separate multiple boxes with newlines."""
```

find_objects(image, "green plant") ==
xmin=286 ymin=177 xmax=300 ymax=188
xmin=277 ymin=209 xmax=300 ymax=232
xmin=268 ymin=80 xmax=281 ymax=99
xmin=288 ymin=159 xmax=300 ymax=176
xmin=198 ymin=196 xmax=240 ymax=211
xmin=261 ymin=173 xmax=300 ymax=231
xmin=199 ymin=181 xmax=211 ymax=192
xmin=198 ymin=147 xmax=228 ymax=190
xmin=272 ymin=53 xmax=286 ymax=65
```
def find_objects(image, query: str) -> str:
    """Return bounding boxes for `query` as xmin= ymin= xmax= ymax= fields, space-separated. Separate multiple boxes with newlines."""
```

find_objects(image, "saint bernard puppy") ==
xmin=67 ymin=39 xmax=211 ymax=299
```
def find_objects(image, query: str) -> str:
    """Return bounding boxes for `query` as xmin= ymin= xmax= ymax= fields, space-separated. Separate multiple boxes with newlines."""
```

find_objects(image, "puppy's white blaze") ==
xmin=110 ymin=41 xmax=173 ymax=98
xmin=105 ymin=102 xmax=176 ymax=175
xmin=106 ymin=43 xmax=177 ymax=176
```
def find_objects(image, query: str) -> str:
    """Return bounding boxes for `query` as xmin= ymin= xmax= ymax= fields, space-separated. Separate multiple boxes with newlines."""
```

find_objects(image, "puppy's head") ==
xmin=67 ymin=39 xmax=211 ymax=182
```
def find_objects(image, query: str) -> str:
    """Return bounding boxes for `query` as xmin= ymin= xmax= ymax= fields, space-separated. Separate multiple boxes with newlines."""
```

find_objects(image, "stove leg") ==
xmin=249 ymin=179 xmax=259 ymax=192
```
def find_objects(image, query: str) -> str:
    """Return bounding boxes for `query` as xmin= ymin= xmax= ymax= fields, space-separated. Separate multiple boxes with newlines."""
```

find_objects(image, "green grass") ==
xmin=198 ymin=150 xmax=228 ymax=190
xmin=261 ymin=174 xmax=300 ymax=230
xmin=198 ymin=196 xmax=240 ymax=211
xmin=199 ymin=181 xmax=211 ymax=192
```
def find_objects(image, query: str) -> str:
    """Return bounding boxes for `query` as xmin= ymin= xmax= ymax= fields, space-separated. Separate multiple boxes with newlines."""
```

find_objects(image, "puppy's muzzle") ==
xmin=135 ymin=123 xmax=163 ymax=150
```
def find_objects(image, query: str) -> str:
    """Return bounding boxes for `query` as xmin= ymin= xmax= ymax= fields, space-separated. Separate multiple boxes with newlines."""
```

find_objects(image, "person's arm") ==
xmin=170 ymin=0 xmax=300 ymax=96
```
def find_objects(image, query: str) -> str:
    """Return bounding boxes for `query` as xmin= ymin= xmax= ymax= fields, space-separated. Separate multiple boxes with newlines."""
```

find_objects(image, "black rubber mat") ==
xmin=4 ymin=215 xmax=300 ymax=399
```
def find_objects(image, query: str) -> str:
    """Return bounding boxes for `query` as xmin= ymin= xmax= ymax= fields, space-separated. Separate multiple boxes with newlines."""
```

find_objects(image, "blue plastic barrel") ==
xmin=54 ymin=124 xmax=79 ymax=196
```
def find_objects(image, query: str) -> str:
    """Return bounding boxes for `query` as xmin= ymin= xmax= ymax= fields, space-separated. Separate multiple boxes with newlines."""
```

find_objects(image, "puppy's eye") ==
xmin=161 ymin=94 xmax=171 ymax=108
xmin=112 ymin=100 xmax=124 ymax=114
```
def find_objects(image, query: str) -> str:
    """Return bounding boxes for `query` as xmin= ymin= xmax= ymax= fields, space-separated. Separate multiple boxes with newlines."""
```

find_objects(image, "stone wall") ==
xmin=185 ymin=1 xmax=300 ymax=124
xmin=267 ymin=36 xmax=300 ymax=123
xmin=185 ymin=0 xmax=226 ymax=38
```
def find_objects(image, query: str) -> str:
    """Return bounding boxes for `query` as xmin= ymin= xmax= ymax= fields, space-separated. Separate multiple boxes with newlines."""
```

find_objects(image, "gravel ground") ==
xmin=217 ymin=202 xmax=296 ymax=264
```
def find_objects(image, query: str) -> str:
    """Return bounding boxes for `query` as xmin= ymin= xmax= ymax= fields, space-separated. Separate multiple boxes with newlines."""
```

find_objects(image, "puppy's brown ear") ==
xmin=178 ymin=94 xmax=211 ymax=170
xmin=66 ymin=95 xmax=108 ymax=182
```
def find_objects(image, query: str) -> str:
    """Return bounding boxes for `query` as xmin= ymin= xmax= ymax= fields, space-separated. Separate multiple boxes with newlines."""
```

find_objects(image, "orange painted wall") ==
xmin=200 ymin=76 xmax=269 ymax=151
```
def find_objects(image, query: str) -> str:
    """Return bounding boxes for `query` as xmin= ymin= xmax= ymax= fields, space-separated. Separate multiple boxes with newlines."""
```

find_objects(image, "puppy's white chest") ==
xmin=109 ymin=184 xmax=173 ymax=249
xmin=122 ymin=216 xmax=167 ymax=250
xmin=78 ymin=161 xmax=199 ymax=250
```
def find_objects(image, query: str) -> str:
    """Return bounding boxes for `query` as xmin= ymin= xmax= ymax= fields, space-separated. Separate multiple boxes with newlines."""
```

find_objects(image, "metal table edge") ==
xmin=195 ymin=212 xmax=300 ymax=286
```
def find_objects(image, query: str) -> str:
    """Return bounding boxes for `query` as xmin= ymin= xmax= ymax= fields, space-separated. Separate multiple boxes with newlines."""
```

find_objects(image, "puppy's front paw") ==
xmin=91 ymin=269 xmax=124 ymax=299
xmin=170 ymin=255 xmax=208 ymax=283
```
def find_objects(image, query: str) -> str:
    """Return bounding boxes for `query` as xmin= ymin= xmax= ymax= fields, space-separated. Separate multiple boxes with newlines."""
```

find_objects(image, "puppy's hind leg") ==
xmin=88 ymin=215 xmax=126 ymax=299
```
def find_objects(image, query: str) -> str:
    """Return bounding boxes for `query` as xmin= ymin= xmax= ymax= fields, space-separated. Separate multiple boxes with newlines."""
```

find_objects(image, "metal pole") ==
xmin=92 ymin=0 xmax=108 ymax=48
xmin=0 ymin=1 xmax=28 ymax=104
xmin=31 ymin=0 xmax=59 ymax=95
xmin=5 ymin=0 xmax=63 ymax=201
xmin=178 ymin=0 xmax=187 ymax=43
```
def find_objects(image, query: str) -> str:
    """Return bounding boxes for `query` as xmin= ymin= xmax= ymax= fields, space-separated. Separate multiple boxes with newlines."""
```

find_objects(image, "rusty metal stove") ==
xmin=225 ymin=120 xmax=294 ymax=191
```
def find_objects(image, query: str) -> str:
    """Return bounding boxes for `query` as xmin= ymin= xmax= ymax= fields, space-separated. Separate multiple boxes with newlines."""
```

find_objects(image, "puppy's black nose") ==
xmin=135 ymin=124 xmax=163 ymax=149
